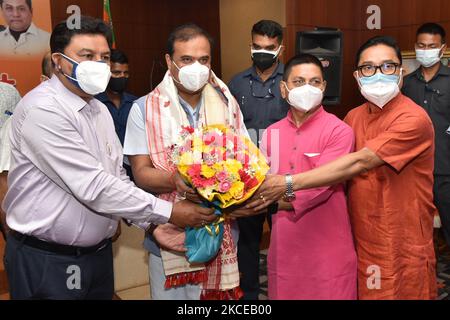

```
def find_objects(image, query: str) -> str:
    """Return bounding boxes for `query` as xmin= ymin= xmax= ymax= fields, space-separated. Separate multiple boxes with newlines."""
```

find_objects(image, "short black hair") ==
xmin=110 ymin=49 xmax=128 ymax=64
xmin=41 ymin=52 xmax=52 ymax=78
xmin=251 ymin=20 xmax=283 ymax=44
xmin=167 ymin=23 xmax=214 ymax=57
xmin=283 ymin=53 xmax=324 ymax=81
xmin=356 ymin=35 xmax=402 ymax=67
xmin=0 ymin=0 xmax=32 ymax=11
xmin=50 ymin=16 xmax=112 ymax=55
xmin=417 ymin=22 xmax=446 ymax=44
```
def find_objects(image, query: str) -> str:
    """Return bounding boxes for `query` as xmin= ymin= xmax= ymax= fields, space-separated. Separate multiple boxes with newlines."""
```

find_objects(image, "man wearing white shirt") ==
xmin=0 ymin=0 xmax=50 ymax=57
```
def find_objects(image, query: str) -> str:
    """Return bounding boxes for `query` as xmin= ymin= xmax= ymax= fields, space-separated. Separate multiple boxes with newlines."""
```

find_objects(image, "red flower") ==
xmin=245 ymin=177 xmax=259 ymax=191
xmin=239 ymin=169 xmax=251 ymax=184
xmin=182 ymin=126 xmax=195 ymax=134
xmin=192 ymin=176 xmax=216 ymax=189
xmin=191 ymin=176 xmax=205 ymax=188
xmin=204 ymin=136 xmax=216 ymax=146
xmin=187 ymin=164 xmax=202 ymax=177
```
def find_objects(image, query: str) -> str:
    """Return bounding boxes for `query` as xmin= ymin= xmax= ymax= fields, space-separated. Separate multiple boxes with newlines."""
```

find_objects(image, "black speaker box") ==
xmin=296 ymin=29 xmax=344 ymax=105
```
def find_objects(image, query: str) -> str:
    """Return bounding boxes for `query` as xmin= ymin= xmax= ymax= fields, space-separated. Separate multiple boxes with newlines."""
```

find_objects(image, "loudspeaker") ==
xmin=296 ymin=28 xmax=343 ymax=105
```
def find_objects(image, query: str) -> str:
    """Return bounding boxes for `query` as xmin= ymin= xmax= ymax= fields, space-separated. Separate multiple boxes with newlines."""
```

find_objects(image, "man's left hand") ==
xmin=245 ymin=174 xmax=286 ymax=212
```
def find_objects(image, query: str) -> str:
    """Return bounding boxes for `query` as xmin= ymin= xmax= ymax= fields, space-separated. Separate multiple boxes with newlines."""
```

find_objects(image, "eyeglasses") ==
xmin=249 ymin=78 xmax=276 ymax=99
xmin=357 ymin=63 xmax=400 ymax=77
xmin=288 ymin=78 xmax=324 ymax=88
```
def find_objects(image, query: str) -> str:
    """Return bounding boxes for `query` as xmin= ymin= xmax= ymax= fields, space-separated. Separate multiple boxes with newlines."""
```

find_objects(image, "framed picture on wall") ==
xmin=401 ymin=50 xmax=450 ymax=76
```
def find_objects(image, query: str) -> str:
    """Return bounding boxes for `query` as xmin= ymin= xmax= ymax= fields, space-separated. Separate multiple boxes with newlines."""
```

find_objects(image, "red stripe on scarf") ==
xmin=200 ymin=287 xmax=244 ymax=300
xmin=164 ymin=270 xmax=207 ymax=289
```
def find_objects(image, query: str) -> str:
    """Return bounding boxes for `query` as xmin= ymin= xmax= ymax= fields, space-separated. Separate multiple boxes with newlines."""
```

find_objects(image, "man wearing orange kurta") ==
xmin=344 ymin=87 xmax=436 ymax=300
xmin=248 ymin=36 xmax=438 ymax=300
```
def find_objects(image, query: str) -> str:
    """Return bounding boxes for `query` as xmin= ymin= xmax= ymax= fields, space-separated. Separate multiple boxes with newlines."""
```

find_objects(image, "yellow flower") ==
xmin=203 ymin=145 xmax=212 ymax=154
xmin=229 ymin=181 xmax=245 ymax=199
xmin=178 ymin=165 xmax=189 ymax=176
xmin=218 ymin=192 xmax=233 ymax=203
xmin=224 ymin=159 xmax=242 ymax=175
xmin=179 ymin=152 xmax=194 ymax=166
xmin=212 ymin=163 xmax=223 ymax=172
xmin=193 ymin=137 xmax=203 ymax=151
xmin=201 ymin=164 xmax=216 ymax=179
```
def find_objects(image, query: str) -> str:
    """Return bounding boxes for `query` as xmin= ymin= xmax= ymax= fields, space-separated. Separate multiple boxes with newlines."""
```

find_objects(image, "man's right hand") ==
xmin=173 ymin=172 xmax=202 ymax=203
xmin=169 ymin=200 xmax=216 ymax=228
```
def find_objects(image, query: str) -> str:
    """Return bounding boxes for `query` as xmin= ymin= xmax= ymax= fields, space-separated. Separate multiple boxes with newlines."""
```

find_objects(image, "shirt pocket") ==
xmin=101 ymin=140 xmax=123 ymax=174
xmin=431 ymin=90 xmax=450 ymax=116
xmin=302 ymin=153 xmax=321 ymax=169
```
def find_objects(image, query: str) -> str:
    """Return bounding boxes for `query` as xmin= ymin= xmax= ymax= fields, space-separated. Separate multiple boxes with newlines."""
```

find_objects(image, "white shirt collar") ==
xmin=2 ymin=22 xmax=38 ymax=37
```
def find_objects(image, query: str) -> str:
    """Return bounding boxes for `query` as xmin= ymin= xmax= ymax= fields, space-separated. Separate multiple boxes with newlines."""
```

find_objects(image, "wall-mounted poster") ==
xmin=0 ymin=0 xmax=52 ymax=95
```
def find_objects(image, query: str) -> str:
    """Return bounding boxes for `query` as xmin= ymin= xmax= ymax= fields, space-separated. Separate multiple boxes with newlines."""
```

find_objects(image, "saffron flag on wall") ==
xmin=103 ymin=0 xmax=116 ymax=48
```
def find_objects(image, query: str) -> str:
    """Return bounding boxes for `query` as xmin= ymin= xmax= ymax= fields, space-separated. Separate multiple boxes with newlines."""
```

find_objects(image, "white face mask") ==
xmin=60 ymin=53 xmax=111 ymax=96
xmin=357 ymin=70 xmax=402 ymax=109
xmin=284 ymin=83 xmax=323 ymax=113
xmin=415 ymin=46 xmax=444 ymax=68
xmin=172 ymin=60 xmax=210 ymax=92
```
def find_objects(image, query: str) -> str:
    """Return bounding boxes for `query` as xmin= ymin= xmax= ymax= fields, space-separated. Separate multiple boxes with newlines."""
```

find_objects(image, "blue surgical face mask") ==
xmin=359 ymin=72 xmax=399 ymax=86
xmin=357 ymin=70 xmax=402 ymax=109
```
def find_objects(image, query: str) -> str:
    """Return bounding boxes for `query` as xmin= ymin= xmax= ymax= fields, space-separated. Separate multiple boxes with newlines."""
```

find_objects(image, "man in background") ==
xmin=0 ymin=0 xmax=50 ymax=56
xmin=96 ymin=49 xmax=137 ymax=180
xmin=228 ymin=19 xmax=289 ymax=300
xmin=403 ymin=23 xmax=450 ymax=248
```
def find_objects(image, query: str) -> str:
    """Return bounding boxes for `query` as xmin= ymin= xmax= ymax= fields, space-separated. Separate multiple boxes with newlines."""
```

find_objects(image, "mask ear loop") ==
xmin=171 ymin=60 xmax=183 ymax=85
xmin=439 ymin=45 xmax=446 ymax=59
xmin=283 ymin=81 xmax=295 ymax=106
xmin=58 ymin=53 xmax=79 ymax=83
xmin=251 ymin=45 xmax=283 ymax=58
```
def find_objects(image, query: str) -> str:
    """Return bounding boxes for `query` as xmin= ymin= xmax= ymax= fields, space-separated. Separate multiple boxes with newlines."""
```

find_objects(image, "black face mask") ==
xmin=108 ymin=77 xmax=128 ymax=94
xmin=252 ymin=53 xmax=277 ymax=72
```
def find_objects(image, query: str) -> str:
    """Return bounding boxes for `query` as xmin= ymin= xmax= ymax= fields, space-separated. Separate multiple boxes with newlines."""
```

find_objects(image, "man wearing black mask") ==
xmin=228 ymin=20 xmax=289 ymax=300
xmin=96 ymin=49 xmax=137 ymax=180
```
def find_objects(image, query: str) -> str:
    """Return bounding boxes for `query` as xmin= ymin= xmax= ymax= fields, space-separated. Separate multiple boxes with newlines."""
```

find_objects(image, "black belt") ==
xmin=10 ymin=230 xmax=111 ymax=256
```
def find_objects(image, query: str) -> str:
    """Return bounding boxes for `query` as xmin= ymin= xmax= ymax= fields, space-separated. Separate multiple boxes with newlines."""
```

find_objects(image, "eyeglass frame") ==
xmin=283 ymin=77 xmax=325 ymax=89
xmin=357 ymin=62 xmax=401 ymax=77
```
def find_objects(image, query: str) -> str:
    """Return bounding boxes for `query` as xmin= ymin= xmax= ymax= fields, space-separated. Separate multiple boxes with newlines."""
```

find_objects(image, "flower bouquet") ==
xmin=170 ymin=125 xmax=269 ymax=263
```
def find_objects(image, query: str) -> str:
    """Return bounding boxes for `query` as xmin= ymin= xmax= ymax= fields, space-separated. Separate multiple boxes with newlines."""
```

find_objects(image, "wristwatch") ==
xmin=283 ymin=174 xmax=296 ymax=202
